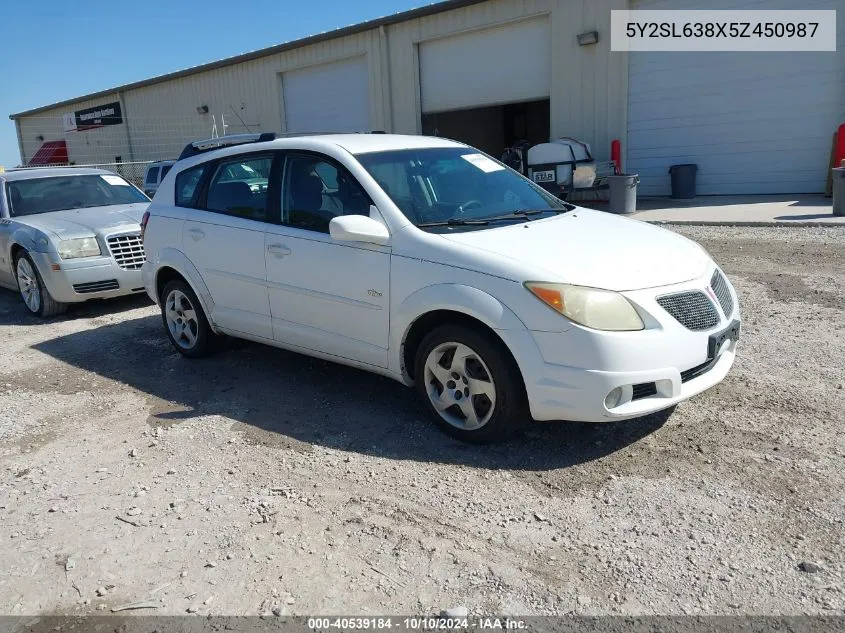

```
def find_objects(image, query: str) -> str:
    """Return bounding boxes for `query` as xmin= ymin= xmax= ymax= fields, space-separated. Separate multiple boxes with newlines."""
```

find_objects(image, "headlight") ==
xmin=57 ymin=237 xmax=102 ymax=259
xmin=525 ymin=282 xmax=644 ymax=331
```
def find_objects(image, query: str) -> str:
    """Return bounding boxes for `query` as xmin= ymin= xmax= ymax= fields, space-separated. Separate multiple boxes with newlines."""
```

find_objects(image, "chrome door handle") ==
xmin=186 ymin=227 xmax=206 ymax=241
xmin=267 ymin=243 xmax=291 ymax=257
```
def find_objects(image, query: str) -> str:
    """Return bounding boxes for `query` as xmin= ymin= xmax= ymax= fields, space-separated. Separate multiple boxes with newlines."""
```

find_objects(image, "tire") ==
xmin=160 ymin=279 xmax=215 ymax=358
xmin=414 ymin=325 xmax=528 ymax=443
xmin=15 ymin=252 xmax=67 ymax=318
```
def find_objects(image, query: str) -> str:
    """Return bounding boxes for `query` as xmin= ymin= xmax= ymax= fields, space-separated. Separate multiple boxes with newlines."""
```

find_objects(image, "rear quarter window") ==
xmin=175 ymin=164 xmax=207 ymax=207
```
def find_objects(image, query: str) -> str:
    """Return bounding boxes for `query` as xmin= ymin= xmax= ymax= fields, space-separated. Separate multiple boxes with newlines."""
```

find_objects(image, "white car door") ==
xmin=179 ymin=153 xmax=274 ymax=340
xmin=264 ymin=152 xmax=390 ymax=368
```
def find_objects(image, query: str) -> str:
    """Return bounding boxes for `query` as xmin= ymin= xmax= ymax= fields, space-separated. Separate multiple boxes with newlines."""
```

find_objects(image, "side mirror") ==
xmin=329 ymin=214 xmax=390 ymax=246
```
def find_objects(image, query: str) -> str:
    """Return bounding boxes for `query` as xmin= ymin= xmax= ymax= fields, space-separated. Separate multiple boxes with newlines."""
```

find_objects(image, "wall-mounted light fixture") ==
xmin=196 ymin=105 xmax=209 ymax=114
xmin=577 ymin=30 xmax=599 ymax=46
xmin=36 ymin=134 xmax=44 ymax=142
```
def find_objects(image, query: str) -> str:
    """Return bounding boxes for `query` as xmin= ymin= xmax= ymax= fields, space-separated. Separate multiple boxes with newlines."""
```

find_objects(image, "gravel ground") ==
xmin=0 ymin=225 xmax=843 ymax=617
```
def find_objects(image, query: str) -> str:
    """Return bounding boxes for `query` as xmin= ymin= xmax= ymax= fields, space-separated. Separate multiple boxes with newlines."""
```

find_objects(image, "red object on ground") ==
xmin=836 ymin=124 xmax=845 ymax=167
xmin=611 ymin=139 xmax=621 ymax=173
xmin=28 ymin=140 xmax=69 ymax=166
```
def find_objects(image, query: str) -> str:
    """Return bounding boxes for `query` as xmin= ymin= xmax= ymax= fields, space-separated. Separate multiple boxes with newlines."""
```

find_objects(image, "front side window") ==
xmin=356 ymin=147 xmax=569 ymax=231
xmin=145 ymin=167 xmax=160 ymax=185
xmin=204 ymin=155 xmax=272 ymax=221
xmin=282 ymin=154 xmax=371 ymax=233
xmin=5 ymin=174 xmax=148 ymax=217
xmin=160 ymin=164 xmax=173 ymax=180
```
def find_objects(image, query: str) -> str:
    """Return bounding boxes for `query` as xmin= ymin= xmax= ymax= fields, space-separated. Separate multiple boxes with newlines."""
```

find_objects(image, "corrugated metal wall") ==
xmin=389 ymin=0 xmax=627 ymax=162
xmin=14 ymin=0 xmax=628 ymax=166
xmin=17 ymin=92 xmax=131 ymax=166
xmin=124 ymin=28 xmax=386 ymax=162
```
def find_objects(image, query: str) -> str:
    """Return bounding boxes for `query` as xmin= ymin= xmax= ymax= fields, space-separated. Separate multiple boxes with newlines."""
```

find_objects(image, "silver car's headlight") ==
xmin=57 ymin=237 xmax=102 ymax=259
xmin=525 ymin=282 xmax=644 ymax=331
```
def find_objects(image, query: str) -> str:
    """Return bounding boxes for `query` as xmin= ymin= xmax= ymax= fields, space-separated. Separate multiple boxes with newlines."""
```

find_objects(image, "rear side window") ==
xmin=203 ymin=155 xmax=272 ymax=221
xmin=145 ymin=167 xmax=159 ymax=185
xmin=175 ymin=164 xmax=208 ymax=207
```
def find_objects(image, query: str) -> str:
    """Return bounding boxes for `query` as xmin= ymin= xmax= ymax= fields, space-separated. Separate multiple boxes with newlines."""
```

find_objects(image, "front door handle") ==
xmin=267 ymin=243 xmax=291 ymax=258
xmin=186 ymin=227 xmax=206 ymax=241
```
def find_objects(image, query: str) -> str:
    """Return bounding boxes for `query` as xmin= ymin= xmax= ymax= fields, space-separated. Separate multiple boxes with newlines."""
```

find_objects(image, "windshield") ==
xmin=5 ymin=174 xmax=149 ymax=217
xmin=356 ymin=147 xmax=570 ymax=230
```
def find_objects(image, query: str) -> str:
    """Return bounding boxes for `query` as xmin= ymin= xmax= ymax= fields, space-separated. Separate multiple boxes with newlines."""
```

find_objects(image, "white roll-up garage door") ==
xmin=283 ymin=56 xmax=370 ymax=134
xmin=419 ymin=17 xmax=551 ymax=114
xmin=628 ymin=0 xmax=844 ymax=195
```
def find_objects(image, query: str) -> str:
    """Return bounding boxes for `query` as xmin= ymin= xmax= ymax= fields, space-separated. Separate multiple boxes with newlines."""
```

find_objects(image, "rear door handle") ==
xmin=267 ymin=243 xmax=291 ymax=257
xmin=186 ymin=227 xmax=206 ymax=241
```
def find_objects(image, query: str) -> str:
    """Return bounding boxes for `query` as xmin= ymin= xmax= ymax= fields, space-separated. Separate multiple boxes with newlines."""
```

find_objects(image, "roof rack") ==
xmin=177 ymin=130 xmax=392 ymax=161
xmin=178 ymin=132 xmax=277 ymax=160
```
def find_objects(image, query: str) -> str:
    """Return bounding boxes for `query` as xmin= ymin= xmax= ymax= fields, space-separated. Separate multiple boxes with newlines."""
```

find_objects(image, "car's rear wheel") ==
xmin=15 ymin=252 xmax=67 ymax=318
xmin=415 ymin=325 xmax=527 ymax=443
xmin=161 ymin=280 xmax=214 ymax=358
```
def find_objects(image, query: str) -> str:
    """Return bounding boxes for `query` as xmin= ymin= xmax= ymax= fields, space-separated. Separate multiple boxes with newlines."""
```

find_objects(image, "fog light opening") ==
xmin=604 ymin=385 xmax=634 ymax=410
xmin=605 ymin=387 xmax=623 ymax=409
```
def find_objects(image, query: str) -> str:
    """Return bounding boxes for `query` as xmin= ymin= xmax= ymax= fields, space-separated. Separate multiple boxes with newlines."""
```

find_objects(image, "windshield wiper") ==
xmin=416 ymin=206 xmax=574 ymax=228
xmin=473 ymin=209 xmax=557 ymax=223
xmin=416 ymin=218 xmax=490 ymax=228
xmin=491 ymin=207 xmax=573 ymax=220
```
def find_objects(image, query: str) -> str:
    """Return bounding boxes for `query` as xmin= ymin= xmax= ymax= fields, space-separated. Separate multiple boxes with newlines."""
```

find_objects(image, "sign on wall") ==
xmin=63 ymin=101 xmax=123 ymax=132
xmin=62 ymin=112 xmax=77 ymax=132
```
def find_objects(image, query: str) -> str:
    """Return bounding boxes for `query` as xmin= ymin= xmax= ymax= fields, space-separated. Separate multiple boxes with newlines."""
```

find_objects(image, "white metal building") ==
xmin=9 ymin=0 xmax=845 ymax=196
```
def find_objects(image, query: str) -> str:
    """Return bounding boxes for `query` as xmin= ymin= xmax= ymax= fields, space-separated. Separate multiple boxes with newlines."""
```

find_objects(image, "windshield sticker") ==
xmin=101 ymin=175 xmax=129 ymax=186
xmin=461 ymin=154 xmax=505 ymax=173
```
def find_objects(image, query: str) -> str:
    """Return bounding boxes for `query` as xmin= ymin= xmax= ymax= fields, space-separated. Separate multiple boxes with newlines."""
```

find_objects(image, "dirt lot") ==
xmin=1 ymin=225 xmax=843 ymax=617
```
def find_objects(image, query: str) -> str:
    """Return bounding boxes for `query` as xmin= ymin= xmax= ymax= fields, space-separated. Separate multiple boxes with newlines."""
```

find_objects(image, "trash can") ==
xmin=607 ymin=174 xmax=639 ymax=214
xmin=669 ymin=164 xmax=698 ymax=199
xmin=833 ymin=168 xmax=845 ymax=217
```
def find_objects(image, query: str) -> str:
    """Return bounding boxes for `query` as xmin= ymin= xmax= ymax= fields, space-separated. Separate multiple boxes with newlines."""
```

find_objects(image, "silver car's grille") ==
xmin=107 ymin=233 xmax=146 ymax=270
xmin=710 ymin=270 xmax=734 ymax=318
xmin=656 ymin=291 xmax=720 ymax=331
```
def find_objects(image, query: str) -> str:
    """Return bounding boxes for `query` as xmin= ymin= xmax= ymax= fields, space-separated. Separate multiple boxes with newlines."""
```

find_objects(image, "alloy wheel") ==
xmin=16 ymin=258 xmax=41 ymax=314
xmin=423 ymin=342 xmax=497 ymax=430
xmin=165 ymin=289 xmax=199 ymax=350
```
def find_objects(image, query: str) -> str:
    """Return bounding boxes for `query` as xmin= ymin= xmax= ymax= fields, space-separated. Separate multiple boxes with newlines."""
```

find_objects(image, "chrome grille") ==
xmin=710 ymin=270 xmax=734 ymax=318
xmin=107 ymin=233 xmax=146 ymax=270
xmin=656 ymin=291 xmax=720 ymax=331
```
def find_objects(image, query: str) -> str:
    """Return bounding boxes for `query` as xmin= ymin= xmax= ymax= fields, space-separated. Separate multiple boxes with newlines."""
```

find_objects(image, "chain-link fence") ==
xmin=7 ymin=161 xmax=153 ymax=189
xmin=14 ymin=114 xmax=258 ymax=174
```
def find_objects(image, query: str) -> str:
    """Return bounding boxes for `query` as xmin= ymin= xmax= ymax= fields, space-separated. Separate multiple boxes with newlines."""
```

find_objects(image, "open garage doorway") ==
xmin=421 ymin=98 xmax=550 ymax=158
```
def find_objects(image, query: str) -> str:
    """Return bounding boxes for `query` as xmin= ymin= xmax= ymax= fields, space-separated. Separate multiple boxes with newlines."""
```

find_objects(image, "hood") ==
xmin=14 ymin=204 xmax=148 ymax=240
xmin=439 ymin=208 xmax=710 ymax=291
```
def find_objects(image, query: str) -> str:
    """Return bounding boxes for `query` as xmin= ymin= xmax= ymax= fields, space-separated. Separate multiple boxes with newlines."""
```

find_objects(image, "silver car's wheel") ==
xmin=16 ymin=257 xmax=41 ymax=314
xmin=423 ymin=341 xmax=497 ymax=431
xmin=165 ymin=289 xmax=199 ymax=350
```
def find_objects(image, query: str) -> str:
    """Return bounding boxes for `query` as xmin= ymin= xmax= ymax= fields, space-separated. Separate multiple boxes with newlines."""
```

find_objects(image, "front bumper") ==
xmin=507 ymin=266 xmax=741 ymax=423
xmin=30 ymin=251 xmax=146 ymax=304
xmin=522 ymin=336 xmax=737 ymax=422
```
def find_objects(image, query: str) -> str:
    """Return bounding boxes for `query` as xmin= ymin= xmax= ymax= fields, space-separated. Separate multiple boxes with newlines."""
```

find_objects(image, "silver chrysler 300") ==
xmin=0 ymin=167 xmax=150 ymax=317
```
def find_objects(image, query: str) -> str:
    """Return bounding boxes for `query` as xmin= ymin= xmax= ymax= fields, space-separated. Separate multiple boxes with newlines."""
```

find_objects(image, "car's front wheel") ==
xmin=415 ymin=325 xmax=527 ymax=443
xmin=160 ymin=280 xmax=214 ymax=358
xmin=15 ymin=252 xmax=67 ymax=318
